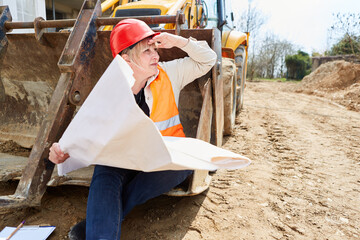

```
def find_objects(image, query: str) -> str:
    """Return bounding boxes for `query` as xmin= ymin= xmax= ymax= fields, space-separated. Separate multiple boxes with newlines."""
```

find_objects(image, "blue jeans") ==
xmin=85 ymin=165 xmax=192 ymax=240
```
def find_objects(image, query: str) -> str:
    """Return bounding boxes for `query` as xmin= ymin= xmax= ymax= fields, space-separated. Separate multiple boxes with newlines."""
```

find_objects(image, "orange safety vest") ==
xmin=149 ymin=66 xmax=186 ymax=137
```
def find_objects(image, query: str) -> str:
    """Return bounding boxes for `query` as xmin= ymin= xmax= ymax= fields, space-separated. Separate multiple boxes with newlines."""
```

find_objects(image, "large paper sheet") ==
xmin=58 ymin=56 xmax=250 ymax=175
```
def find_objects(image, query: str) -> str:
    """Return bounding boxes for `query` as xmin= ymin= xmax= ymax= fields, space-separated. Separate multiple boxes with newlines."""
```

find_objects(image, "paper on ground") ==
xmin=58 ymin=56 xmax=250 ymax=175
xmin=0 ymin=226 xmax=55 ymax=240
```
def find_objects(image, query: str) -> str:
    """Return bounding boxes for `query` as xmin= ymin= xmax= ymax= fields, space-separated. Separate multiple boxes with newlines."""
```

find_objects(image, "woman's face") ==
xmin=126 ymin=39 xmax=160 ymax=80
xmin=137 ymin=42 xmax=159 ymax=77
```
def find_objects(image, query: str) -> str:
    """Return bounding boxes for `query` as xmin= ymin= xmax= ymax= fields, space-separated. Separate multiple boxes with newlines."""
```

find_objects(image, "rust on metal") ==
xmin=34 ymin=17 xmax=51 ymax=46
xmin=196 ymin=78 xmax=213 ymax=142
xmin=4 ymin=14 xmax=185 ymax=31
xmin=57 ymin=0 xmax=102 ymax=105
xmin=4 ymin=21 xmax=33 ymax=30
xmin=175 ymin=10 xmax=182 ymax=36
xmin=211 ymin=28 xmax=224 ymax=146
xmin=97 ymin=14 xmax=185 ymax=26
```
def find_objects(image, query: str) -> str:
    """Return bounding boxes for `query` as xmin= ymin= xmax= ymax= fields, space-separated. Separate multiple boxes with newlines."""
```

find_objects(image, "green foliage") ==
xmin=312 ymin=52 xmax=322 ymax=57
xmin=329 ymin=34 xmax=360 ymax=55
xmin=328 ymin=12 xmax=360 ymax=56
xmin=285 ymin=51 xmax=311 ymax=80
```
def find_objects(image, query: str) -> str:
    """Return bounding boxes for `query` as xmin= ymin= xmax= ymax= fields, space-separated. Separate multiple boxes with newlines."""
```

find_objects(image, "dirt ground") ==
xmin=0 ymin=80 xmax=359 ymax=239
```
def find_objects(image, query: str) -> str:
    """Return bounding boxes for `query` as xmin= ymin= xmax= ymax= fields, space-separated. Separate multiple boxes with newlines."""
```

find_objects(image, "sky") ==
xmin=230 ymin=0 xmax=360 ymax=54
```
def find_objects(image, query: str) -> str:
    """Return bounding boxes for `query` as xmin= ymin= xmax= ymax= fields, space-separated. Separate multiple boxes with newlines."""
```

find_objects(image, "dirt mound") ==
xmin=0 ymin=140 xmax=31 ymax=157
xmin=295 ymin=60 xmax=360 ymax=111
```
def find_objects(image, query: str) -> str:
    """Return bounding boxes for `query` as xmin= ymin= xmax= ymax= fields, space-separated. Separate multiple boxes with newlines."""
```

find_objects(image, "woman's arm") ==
xmin=159 ymin=36 xmax=217 ymax=91
xmin=148 ymin=32 xmax=188 ymax=49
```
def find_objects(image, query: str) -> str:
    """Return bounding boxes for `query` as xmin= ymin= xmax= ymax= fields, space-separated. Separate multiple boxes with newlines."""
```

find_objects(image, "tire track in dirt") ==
xmin=229 ymin=82 xmax=360 ymax=239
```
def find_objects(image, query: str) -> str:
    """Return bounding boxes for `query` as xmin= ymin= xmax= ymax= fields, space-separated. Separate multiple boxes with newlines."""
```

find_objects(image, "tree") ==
xmin=251 ymin=33 xmax=295 ymax=79
xmin=285 ymin=51 xmax=311 ymax=80
xmin=328 ymin=13 xmax=360 ymax=55
xmin=277 ymin=40 xmax=295 ymax=78
xmin=330 ymin=35 xmax=360 ymax=55
xmin=237 ymin=1 xmax=266 ymax=33
xmin=256 ymin=33 xmax=280 ymax=79
xmin=235 ymin=1 xmax=267 ymax=80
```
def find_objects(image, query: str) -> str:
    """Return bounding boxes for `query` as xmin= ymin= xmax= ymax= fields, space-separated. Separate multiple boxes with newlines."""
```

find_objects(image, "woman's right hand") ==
xmin=148 ymin=32 xmax=188 ymax=49
xmin=49 ymin=142 xmax=69 ymax=164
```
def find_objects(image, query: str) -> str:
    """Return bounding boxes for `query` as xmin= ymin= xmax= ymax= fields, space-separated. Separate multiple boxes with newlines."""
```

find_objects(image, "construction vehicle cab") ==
xmin=0 ymin=0 xmax=249 ymax=212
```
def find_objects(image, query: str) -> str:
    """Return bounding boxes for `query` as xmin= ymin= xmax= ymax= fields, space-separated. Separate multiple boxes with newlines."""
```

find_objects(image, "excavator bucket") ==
xmin=0 ymin=21 xmax=68 ymax=148
xmin=0 ymin=0 xmax=222 ymax=212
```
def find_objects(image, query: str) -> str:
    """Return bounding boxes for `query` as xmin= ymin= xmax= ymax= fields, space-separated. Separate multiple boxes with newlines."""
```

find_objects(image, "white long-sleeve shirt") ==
xmin=143 ymin=38 xmax=217 ymax=114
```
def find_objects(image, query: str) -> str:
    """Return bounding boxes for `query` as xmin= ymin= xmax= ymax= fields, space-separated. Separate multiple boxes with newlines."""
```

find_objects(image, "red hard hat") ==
xmin=110 ymin=19 xmax=159 ymax=58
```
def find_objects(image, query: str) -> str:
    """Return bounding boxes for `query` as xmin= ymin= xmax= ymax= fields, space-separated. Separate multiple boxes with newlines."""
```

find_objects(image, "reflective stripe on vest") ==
xmin=149 ymin=66 xmax=185 ymax=137
xmin=154 ymin=115 xmax=181 ymax=131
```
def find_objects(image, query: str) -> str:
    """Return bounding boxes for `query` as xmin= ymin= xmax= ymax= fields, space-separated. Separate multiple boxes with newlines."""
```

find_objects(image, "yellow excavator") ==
xmin=0 ymin=0 xmax=248 ymax=212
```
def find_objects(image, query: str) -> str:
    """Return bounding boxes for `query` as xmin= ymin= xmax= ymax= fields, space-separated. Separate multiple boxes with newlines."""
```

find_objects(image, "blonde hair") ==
xmin=121 ymin=37 xmax=156 ymax=62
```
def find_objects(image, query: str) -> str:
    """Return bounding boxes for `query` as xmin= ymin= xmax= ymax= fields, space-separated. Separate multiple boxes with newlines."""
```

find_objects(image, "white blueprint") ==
xmin=57 ymin=56 xmax=250 ymax=176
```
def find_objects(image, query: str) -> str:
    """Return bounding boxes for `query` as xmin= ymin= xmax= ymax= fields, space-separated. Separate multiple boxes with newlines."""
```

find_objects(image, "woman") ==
xmin=49 ymin=19 xmax=216 ymax=239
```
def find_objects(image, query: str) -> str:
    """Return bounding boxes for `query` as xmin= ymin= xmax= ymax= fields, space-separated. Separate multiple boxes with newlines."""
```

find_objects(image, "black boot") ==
xmin=68 ymin=219 xmax=86 ymax=240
